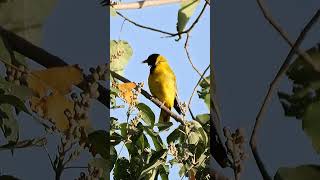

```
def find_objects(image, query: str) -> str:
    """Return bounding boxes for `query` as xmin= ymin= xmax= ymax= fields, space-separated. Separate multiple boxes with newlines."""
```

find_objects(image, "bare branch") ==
xmin=257 ymin=0 xmax=320 ymax=72
xmin=43 ymin=145 xmax=55 ymax=170
xmin=115 ymin=2 xmax=208 ymax=40
xmin=184 ymin=33 xmax=210 ymax=85
xmin=110 ymin=70 xmax=186 ymax=125
xmin=250 ymin=8 xmax=320 ymax=180
xmin=116 ymin=12 xmax=175 ymax=36
xmin=111 ymin=0 xmax=188 ymax=10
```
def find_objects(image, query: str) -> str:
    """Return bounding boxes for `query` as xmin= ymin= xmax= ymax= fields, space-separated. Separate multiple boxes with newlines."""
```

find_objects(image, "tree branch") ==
xmin=257 ymin=0 xmax=320 ymax=72
xmin=250 ymin=8 xmax=320 ymax=180
xmin=116 ymin=11 xmax=175 ymax=36
xmin=110 ymin=70 xmax=186 ymax=125
xmin=0 ymin=26 xmax=109 ymax=108
xmin=115 ymin=2 xmax=208 ymax=41
xmin=111 ymin=0 xmax=188 ymax=10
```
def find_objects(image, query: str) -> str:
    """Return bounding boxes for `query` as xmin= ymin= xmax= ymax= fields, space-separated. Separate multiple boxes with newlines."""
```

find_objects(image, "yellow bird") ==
xmin=142 ymin=54 xmax=182 ymax=124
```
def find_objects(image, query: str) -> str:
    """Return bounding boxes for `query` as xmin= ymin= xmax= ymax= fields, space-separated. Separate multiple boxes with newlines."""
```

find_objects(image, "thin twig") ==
xmin=116 ymin=2 xmax=208 ymax=40
xmin=110 ymin=71 xmax=186 ymax=125
xmin=188 ymin=107 xmax=196 ymax=120
xmin=257 ymin=0 xmax=320 ymax=72
xmin=111 ymin=0 xmax=188 ymax=10
xmin=184 ymin=33 xmax=209 ymax=83
xmin=43 ymin=146 xmax=55 ymax=169
xmin=116 ymin=12 xmax=175 ymax=36
xmin=118 ymin=19 xmax=127 ymax=40
xmin=250 ymin=9 xmax=320 ymax=180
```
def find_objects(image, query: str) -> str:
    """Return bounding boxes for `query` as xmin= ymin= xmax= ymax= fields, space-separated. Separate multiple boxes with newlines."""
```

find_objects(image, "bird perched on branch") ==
xmin=142 ymin=54 xmax=182 ymax=127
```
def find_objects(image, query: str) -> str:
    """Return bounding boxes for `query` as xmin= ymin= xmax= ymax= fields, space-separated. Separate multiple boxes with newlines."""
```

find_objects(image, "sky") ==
xmin=110 ymin=0 xmax=210 ymax=179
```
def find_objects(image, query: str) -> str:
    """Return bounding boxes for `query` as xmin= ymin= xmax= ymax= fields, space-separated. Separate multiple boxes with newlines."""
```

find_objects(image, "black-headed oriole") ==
xmin=142 ymin=54 xmax=182 ymax=124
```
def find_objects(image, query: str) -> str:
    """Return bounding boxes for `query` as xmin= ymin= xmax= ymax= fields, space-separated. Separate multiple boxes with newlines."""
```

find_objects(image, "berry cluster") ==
xmin=87 ymin=64 xmax=108 ymax=99
xmin=4 ymin=64 xmax=28 ymax=85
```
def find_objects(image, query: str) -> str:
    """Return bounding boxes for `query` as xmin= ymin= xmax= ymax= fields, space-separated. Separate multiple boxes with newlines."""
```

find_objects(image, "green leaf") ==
xmin=110 ymin=40 xmax=133 ymax=75
xmin=88 ymin=130 xmax=107 ymax=159
xmin=200 ymin=75 xmax=210 ymax=89
xmin=190 ymin=121 xmax=208 ymax=145
xmin=0 ymin=77 xmax=33 ymax=101
xmin=136 ymin=103 xmax=155 ymax=127
xmin=0 ymin=104 xmax=18 ymax=143
xmin=119 ymin=123 xmax=128 ymax=139
xmin=137 ymin=132 xmax=150 ymax=151
xmin=110 ymin=145 xmax=117 ymax=172
xmin=89 ymin=158 xmax=108 ymax=180
xmin=179 ymin=163 xmax=187 ymax=177
xmin=110 ymin=132 xmax=122 ymax=146
xmin=0 ymin=94 xmax=30 ymax=115
xmin=196 ymin=148 xmax=209 ymax=168
xmin=197 ymin=76 xmax=210 ymax=110
xmin=0 ymin=0 xmax=57 ymax=65
xmin=188 ymin=131 xmax=199 ymax=145
xmin=155 ymin=122 xmax=173 ymax=131
xmin=159 ymin=164 xmax=169 ymax=180
xmin=274 ymin=165 xmax=320 ymax=180
xmin=114 ymin=157 xmax=131 ymax=180
xmin=143 ymin=127 xmax=165 ymax=151
xmin=177 ymin=0 xmax=200 ymax=33
xmin=196 ymin=113 xmax=210 ymax=125
xmin=303 ymin=101 xmax=320 ymax=153
xmin=167 ymin=128 xmax=182 ymax=144
xmin=277 ymin=43 xmax=320 ymax=153
xmin=139 ymin=149 xmax=167 ymax=179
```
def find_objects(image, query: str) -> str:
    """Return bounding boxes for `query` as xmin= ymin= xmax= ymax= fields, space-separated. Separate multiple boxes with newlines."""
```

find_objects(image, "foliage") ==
xmin=278 ymin=44 xmax=320 ymax=153
xmin=277 ymin=43 xmax=320 ymax=179
xmin=110 ymin=37 xmax=210 ymax=180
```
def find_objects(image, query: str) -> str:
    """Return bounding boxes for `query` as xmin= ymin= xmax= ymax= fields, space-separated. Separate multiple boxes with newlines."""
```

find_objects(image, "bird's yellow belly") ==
xmin=148 ymin=71 xmax=175 ymax=108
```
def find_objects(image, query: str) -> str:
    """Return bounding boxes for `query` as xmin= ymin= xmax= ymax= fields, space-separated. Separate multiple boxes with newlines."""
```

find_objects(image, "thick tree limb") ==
xmin=250 ymin=8 xmax=320 ymax=180
xmin=0 ymin=26 xmax=109 ymax=108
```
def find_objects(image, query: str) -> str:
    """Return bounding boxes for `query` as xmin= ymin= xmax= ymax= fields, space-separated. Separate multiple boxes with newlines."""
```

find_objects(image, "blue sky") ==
xmin=110 ymin=1 xmax=210 ymax=179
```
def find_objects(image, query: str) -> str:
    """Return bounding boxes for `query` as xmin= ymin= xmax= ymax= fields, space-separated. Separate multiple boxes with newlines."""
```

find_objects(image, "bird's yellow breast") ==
xmin=148 ymin=62 xmax=176 ymax=108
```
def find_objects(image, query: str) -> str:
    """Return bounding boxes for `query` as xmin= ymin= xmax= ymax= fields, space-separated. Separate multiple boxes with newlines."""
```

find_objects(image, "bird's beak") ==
xmin=142 ymin=59 xmax=149 ymax=64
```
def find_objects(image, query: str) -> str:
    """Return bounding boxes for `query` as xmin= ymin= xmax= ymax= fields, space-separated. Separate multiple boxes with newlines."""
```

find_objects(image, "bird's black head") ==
xmin=142 ymin=54 xmax=160 ymax=67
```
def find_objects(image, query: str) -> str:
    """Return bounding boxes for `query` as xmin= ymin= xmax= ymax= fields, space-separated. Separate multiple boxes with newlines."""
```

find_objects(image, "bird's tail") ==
xmin=159 ymin=109 xmax=170 ymax=123
xmin=158 ymin=109 xmax=172 ymax=131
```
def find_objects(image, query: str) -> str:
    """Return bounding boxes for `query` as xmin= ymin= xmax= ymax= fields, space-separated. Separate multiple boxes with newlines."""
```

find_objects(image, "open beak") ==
xmin=142 ymin=59 xmax=148 ymax=64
